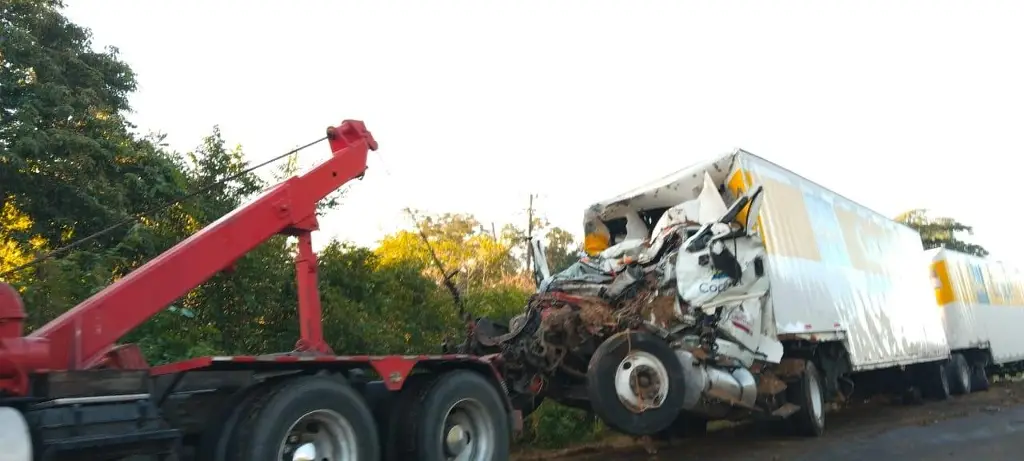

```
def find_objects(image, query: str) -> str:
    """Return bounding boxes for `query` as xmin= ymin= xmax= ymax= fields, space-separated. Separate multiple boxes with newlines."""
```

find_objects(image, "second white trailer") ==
xmin=927 ymin=248 xmax=1024 ymax=392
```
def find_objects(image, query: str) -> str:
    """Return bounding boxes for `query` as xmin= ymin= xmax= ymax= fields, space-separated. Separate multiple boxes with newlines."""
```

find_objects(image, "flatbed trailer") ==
xmin=0 ymin=120 xmax=516 ymax=461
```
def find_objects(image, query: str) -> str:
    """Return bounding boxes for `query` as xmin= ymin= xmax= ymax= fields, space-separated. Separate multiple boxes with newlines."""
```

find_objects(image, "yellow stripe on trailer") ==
xmin=930 ymin=259 xmax=955 ymax=306
xmin=930 ymin=250 xmax=1024 ymax=307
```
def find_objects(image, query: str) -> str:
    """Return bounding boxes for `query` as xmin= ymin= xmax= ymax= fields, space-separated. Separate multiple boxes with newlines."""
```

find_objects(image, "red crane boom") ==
xmin=0 ymin=120 xmax=376 ymax=393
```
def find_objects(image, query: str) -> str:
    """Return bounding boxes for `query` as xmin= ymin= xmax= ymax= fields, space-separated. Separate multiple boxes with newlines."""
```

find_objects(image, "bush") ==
xmin=517 ymin=400 xmax=607 ymax=449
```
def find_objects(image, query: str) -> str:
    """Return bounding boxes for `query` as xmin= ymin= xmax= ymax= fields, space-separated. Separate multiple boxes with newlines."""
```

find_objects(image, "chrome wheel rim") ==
xmin=279 ymin=409 xmax=359 ymax=461
xmin=613 ymin=350 xmax=670 ymax=411
xmin=441 ymin=398 xmax=496 ymax=461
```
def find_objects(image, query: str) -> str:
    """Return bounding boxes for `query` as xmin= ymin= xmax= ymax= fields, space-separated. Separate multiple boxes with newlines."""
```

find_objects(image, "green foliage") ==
xmin=1 ymin=0 xmax=183 ymax=249
xmin=896 ymin=208 xmax=989 ymax=257
xmin=518 ymin=401 xmax=606 ymax=449
xmin=500 ymin=217 xmax=582 ymax=276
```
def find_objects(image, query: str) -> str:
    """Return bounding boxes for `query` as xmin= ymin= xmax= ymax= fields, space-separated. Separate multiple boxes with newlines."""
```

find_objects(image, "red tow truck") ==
xmin=0 ymin=120 xmax=517 ymax=461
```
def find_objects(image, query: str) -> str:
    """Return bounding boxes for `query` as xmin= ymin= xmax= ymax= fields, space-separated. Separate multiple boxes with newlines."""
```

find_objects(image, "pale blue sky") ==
xmin=63 ymin=1 xmax=1024 ymax=262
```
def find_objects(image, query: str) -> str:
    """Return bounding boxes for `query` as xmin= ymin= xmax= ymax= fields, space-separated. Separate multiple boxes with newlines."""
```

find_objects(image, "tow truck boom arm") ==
xmin=1 ymin=120 xmax=376 ymax=376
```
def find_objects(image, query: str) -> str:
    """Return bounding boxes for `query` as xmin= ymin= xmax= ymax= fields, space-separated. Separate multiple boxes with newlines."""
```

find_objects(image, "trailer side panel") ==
xmin=729 ymin=151 xmax=950 ymax=371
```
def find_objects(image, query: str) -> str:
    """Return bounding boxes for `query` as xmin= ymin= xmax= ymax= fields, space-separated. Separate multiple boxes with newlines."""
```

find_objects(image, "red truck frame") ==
xmin=0 ymin=120 xmax=517 ymax=461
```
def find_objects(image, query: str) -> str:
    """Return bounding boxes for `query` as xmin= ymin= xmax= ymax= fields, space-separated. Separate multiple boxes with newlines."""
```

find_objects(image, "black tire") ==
xmin=392 ymin=370 xmax=511 ymax=461
xmin=195 ymin=384 xmax=276 ymax=461
xmin=918 ymin=360 xmax=951 ymax=401
xmin=786 ymin=360 xmax=826 ymax=437
xmin=947 ymin=353 xmax=972 ymax=395
xmin=586 ymin=330 xmax=686 ymax=436
xmin=381 ymin=373 xmax=437 ymax=461
xmin=228 ymin=375 xmax=380 ymax=461
xmin=970 ymin=363 xmax=991 ymax=392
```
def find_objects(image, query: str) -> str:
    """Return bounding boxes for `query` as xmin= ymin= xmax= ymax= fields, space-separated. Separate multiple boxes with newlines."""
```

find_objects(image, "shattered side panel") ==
xmin=727 ymin=152 xmax=950 ymax=371
xmin=929 ymin=249 xmax=1024 ymax=365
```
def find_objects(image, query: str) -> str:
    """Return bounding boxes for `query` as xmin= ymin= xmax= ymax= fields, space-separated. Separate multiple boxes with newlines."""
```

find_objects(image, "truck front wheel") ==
xmin=228 ymin=375 xmax=380 ymax=461
xmin=586 ymin=331 xmax=686 ymax=436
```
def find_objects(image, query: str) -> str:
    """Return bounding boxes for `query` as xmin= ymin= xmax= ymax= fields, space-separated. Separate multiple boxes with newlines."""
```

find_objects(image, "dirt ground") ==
xmin=514 ymin=377 xmax=1024 ymax=461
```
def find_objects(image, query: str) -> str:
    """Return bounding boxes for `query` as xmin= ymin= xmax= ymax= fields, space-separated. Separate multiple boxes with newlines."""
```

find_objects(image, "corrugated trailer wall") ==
xmin=724 ymin=150 xmax=949 ymax=371
xmin=928 ymin=248 xmax=1024 ymax=365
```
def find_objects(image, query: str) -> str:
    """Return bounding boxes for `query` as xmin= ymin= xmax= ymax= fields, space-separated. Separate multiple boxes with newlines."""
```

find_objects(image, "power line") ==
xmin=0 ymin=136 xmax=327 ymax=279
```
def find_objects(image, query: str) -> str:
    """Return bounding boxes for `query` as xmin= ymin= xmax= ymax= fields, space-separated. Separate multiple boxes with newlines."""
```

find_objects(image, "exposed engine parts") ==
xmin=460 ymin=175 xmax=816 ymax=436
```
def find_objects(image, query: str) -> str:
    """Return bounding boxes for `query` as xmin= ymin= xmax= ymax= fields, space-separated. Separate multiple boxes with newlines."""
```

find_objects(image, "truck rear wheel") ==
xmin=228 ymin=375 xmax=380 ymax=461
xmin=918 ymin=360 xmax=951 ymax=400
xmin=970 ymin=363 xmax=990 ymax=392
xmin=586 ymin=331 xmax=686 ymax=436
xmin=948 ymin=353 xmax=972 ymax=395
xmin=390 ymin=370 xmax=510 ymax=461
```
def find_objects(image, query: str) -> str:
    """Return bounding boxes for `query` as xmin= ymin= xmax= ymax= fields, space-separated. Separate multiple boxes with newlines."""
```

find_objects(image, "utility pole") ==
xmin=525 ymin=194 xmax=535 ymax=271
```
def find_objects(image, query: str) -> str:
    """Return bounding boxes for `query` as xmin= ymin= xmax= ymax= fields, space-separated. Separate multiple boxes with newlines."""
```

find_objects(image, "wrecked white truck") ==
xmin=462 ymin=149 xmax=953 ymax=438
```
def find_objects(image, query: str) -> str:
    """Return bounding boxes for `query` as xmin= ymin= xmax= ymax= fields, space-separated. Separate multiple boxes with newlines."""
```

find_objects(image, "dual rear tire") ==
xmin=199 ymin=370 xmax=509 ymax=461
xmin=946 ymin=352 xmax=991 ymax=394
xmin=382 ymin=370 xmax=510 ymax=461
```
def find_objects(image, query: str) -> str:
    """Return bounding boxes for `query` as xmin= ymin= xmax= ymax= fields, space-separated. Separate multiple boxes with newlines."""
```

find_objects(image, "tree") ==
xmin=1 ymin=0 xmax=185 ymax=251
xmin=895 ymin=209 xmax=989 ymax=257
xmin=543 ymin=226 xmax=580 ymax=273
xmin=375 ymin=211 xmax=521 ymax=291
xmin=500 ymin=217 xmax=581 ymax=275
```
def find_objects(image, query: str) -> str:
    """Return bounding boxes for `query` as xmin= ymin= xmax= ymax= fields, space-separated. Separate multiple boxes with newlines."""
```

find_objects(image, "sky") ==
xmin=62 ymin=1 xmax=1024 ymax=263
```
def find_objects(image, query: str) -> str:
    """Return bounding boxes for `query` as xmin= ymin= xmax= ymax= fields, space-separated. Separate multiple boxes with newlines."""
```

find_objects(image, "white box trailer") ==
xmin=928 ymin=248 xmax=1024 ymax=392
xmin=590 ymin=149 xmax=951 ymax=372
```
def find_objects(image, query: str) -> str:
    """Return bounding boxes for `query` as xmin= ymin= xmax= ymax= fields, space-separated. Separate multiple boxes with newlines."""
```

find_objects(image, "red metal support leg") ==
xmin=294 ymin=232 xmax=332 ymax=354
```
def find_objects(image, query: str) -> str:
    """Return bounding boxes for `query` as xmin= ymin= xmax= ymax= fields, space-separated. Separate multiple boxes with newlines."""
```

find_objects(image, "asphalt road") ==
xmin=520 ymin=379 xmax=1024 ymax=461
xmin=780 ymin=404 xmax=1024 ymax=461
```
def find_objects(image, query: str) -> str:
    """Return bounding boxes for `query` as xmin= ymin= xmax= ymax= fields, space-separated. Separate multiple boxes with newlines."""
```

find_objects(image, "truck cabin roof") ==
xmin=585 ymin=150 xmax=742 ymax=243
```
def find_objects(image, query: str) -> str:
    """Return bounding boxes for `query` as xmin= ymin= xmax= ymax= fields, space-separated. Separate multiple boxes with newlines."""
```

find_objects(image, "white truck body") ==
xmin=928 ymin=248 xmax=1024 ymax=365
xmin=589 ymin=149 xmax=951 ymax=372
